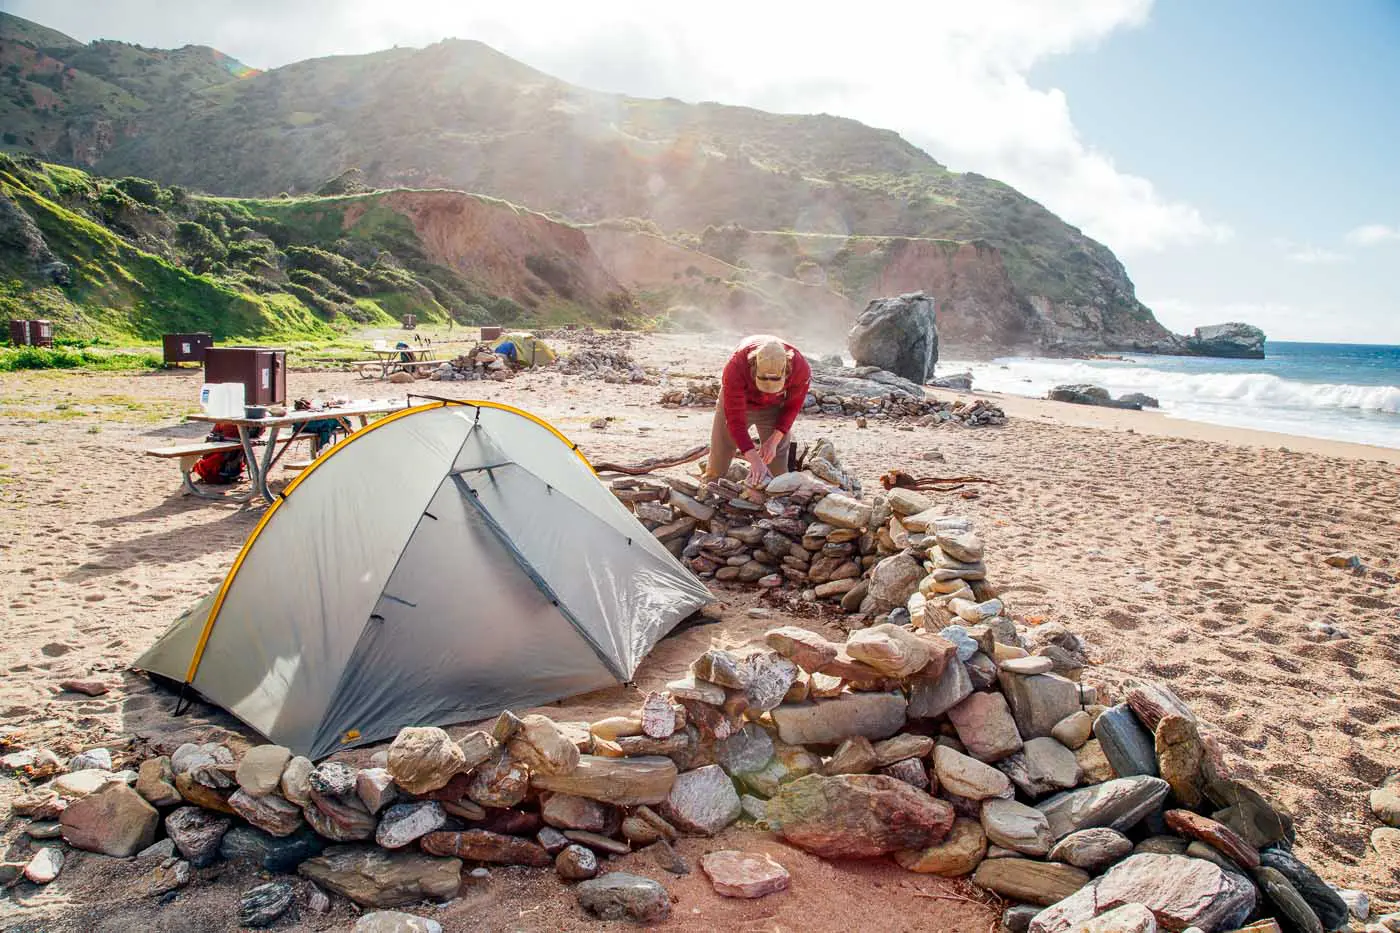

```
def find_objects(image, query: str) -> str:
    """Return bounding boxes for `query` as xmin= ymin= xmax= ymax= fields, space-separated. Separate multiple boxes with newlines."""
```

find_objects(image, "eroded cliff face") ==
xmin=345 ymin=191 xmax=632 ymax=318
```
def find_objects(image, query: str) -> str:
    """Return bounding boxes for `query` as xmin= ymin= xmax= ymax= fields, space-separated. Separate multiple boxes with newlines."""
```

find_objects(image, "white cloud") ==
xmin=1284 ymin=245 xmax=1350 ymax=264
xmin=1345 ymin=223 xmax=1400 ymax=247
xmin=19 ymin=0 xmax=1228 ymax=258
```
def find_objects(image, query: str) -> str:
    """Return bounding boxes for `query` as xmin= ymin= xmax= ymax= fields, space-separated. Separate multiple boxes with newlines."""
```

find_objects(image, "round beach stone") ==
xmin=1047 ymin=827 xmax=1133 ymax=873
xmin=700 ymin=850 xmax=791 ymax=898
xmin=555 ymin=844 xmax=599 ymax=881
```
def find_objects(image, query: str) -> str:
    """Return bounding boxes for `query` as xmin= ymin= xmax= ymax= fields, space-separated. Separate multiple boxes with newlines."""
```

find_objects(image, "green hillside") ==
xmin=0 ymin=156 xmax=538 ymax=342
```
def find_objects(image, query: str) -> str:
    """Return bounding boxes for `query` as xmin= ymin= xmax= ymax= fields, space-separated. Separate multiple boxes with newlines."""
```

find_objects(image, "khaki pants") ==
xmin=705 ymin=399 xmax=791 ymax=480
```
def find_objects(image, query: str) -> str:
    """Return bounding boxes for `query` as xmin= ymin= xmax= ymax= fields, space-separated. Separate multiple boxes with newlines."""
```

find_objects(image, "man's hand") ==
xmin=759 ymin=430 xmax=785 ymax=467
xmin=743 ymin=449 xmax=773 ymax=486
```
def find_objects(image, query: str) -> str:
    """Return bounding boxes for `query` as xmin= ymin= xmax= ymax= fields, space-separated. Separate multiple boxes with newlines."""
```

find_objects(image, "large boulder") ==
xmin=1186 ymin=322 xmax=1266 ymax=358
xmin=298 ymin=846 xmax=462 ymax=908
xmin=766 ymin=773 xmax=954 ymax=858
xmin=847 ymin=292 xmax=939 ymax=383
xmin=60 ymin=782 xmax=159 ymax=857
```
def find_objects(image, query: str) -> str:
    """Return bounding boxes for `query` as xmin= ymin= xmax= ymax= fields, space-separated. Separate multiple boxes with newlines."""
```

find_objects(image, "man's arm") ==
xmin=775 ymin=351 xmax=811 ymax=435
xmin=721 ymin=350 xmax=756 ymax=453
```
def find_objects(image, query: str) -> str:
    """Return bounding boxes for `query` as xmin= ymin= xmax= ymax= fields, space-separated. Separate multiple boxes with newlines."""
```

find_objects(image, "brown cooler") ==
xmin=162 ymin=333 xmax=213 ymax=366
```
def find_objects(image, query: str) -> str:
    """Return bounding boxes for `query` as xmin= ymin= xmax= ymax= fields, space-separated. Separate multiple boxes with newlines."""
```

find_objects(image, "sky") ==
xmin=9 ymin=0 xmax=1400 ymax=344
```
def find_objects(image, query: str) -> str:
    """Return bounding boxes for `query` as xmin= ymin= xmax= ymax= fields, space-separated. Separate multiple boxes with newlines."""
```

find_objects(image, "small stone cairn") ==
xmin=660 ymin=377 xmax=1006 ymax=427
xmin=0 ymin=503 xmax=1375 ymax=931
xmin=431 ymin=343 xmax=515 ymax=382
xmin=556 ymin=348 xmax=655 ymax=384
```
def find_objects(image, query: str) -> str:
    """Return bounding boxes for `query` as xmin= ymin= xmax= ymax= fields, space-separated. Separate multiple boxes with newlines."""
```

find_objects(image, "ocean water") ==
xmin=941 ymin=341 xmax=1400 ymax=450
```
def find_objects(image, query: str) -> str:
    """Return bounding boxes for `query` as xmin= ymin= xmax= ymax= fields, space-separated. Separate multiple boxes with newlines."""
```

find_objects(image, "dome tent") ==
xmin=137 ymin=400 xmax=712 ymax=759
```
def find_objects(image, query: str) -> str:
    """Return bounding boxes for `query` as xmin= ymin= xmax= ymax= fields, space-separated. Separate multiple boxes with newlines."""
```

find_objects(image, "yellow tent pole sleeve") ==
xmin=181 ymin=399 xmax=591 ymax=684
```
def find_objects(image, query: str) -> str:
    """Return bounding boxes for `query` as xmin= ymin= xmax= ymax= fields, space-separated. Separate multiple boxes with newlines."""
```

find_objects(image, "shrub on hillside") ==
xmin=114 ymin=176 xmax=164 ymax=207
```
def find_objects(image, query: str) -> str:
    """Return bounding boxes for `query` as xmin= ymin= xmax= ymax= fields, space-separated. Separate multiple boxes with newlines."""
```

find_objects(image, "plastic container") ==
xmin=200 ymin=383 xmax=245 ymax=418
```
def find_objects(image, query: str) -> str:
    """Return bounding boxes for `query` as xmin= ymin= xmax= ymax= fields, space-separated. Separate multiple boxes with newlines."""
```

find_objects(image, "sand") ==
xmin=1 ymin=330 xmax=1397 ymax=930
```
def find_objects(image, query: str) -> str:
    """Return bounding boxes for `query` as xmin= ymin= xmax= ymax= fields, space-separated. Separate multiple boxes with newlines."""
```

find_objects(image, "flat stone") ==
xmin=239 ymin=880 xmax=296 ymax=928
xmin=304 ymin=790 xmax=377 ymax=842
xmin=421 ymin=829 xmax=550 ymax=866
xmin=1258 ymin=847 xmax=1349 ymax=931
xmin=280 ymin=756 xmax=314 ymax=806
xmin=1027 ymin=853 xmax=1256 ymax=933
xmin=537 ymin=826 xmax=571 ymax=853
xmin=948 ymin=691 xmax=1023 ymax=762
xmin=25 ymin=820 xmax=62 ymax=840
xmin=1004 ymin=905 xmax=1042 ymax=933
xmin=555 ymin=844 xmax=599 ymax=881
xmin=174 ymin=770 xmax=235 ymax=813
xmin=309 ymin=761 xmax=358 ymax=797
xmin=770 ymin=692 xmax=907 ymax=746
xmin=1000 ymin=656 xmax=1054 ymax=675
xmin=466 ymin=749 xmax=530 ymax=808
xmin=1133 ymin=835 xmax=1189 ymax=857
xmin=701 ymin=850 xmax=791 ymax=898
xmin=873 ymin=734 xmax=936 ymax=767
xmin=61 ymin=782 xmax=159 ymax=857
xmin=936 ymin=530 xmax=984 ymax=562
xmin=1051 ymin=712 xmax=1094 ymax=750
xmin=646 ymin=839 xmax=691 ymax=875
xmin=54 ymin=768 xmax=117 ymax=798
xmin=998 ymin=737 xmax=1082 ymax=798
xmin=354 ymin=912 xmax=443 ymax=933
xmin=894 ymin=816 xmax=986 ymax=877
xmin=939 ymin=625 xmax=979 ymax=661
xmin=219 ymin=825 xmax=325 ymax=872
xmin=661 ymin=764 xmax=742 ymax=835
xmin=764 ymin=627 xmax=841 ymax=673
xmin=909 ymin=660 xmax=974 ymax=718
xmin=1075 ymin=739 xmax=1116 ymax=783
xmin=1038 ymin=776 xmax=1171 ymax=840
xmin=812 ymin=493 xmax=871 ymax=530
xmin=356 ymin=768 xmax=399 ymax=814
xmin=531 ymin=754 xmax=678 ymax=806
xmin=237 ymin=745 xmax=292 ymax=797
xmin=23 ymin=847 xmax=63 ymax=884
xmin=375 ymin=801 xmax=446 ymax=849
xmin=136 ymin=756 xmax=182 ymax=808
xmin=768 ymin=773 xmax=955 ymax=858
xmin=846 ymin=623 xmax=932 ymax=677
xmin=563 ymin=830 xmax=630 ymax=856
xmin=1254 ymin=866 xmax=1324 ymax=933
xmin=717 ymin=723 xmax=775 ymax=776
xmin=59 ymin=678 xmax=110 ymax=696
xmin=982 ymin=798 xmax=1053 ymax=856
xmin=1206 ymin=777 xmax=1296 ymax=849
xmin=1093 ymin=705 xmax=1159 ymax=778
xmin=999 ymin=670 xmax=1083 ymax=740
xmin=1165 ymin=809 xmax=1259 ymax=868
xmin=144 ymin=857 xmax=191 ymax=896
xmin=230 ymin=789 xmax=305 ymax=837
xmin=972 ymin=858 xmax=1090 ymax=907
xmin=298 ymin=845 xmax=462 ymax=908
xmin=665 ymin=676 xmax=726 ymax=706
xmin=933 ymin=745 xmax=1012 ymax=800
xmin=1047 ymin=827 xmax=1133 ymax=873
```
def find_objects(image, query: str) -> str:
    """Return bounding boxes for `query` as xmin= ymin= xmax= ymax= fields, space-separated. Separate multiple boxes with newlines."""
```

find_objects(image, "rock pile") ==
xmin=431 ymin=343 xmax=515 ymax=383
xmin=660 ymin=377 xmax=1006 ymax=427
xmin=556 ymin=348 xmax=655 ymax=384
xmin=1047 ymin=385 xmax=1159 ymax=410
xmin=3 ymin=578 xmax=1362 ymax=932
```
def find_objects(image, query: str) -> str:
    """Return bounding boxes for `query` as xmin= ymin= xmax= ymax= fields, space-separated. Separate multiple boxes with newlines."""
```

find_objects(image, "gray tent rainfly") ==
xmin=137 ymin=400 xmax=714 ymax=759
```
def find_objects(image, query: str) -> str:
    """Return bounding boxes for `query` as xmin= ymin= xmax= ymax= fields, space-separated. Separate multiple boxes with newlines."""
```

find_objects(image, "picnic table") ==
xmin=358 ymin=346 xmax=440 ymax=380
xmin=157 ymin=399 xmax=408 ymax=504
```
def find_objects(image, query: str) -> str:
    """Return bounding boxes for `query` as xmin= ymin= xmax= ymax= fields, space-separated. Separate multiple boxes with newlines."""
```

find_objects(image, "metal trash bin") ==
xmin=480 ymin=326 xmax=503 ymax=341
xmin=9 ymin=319 xmax=53 ymax=347
xmin=162 ymin=333 xmax=213 ymax=366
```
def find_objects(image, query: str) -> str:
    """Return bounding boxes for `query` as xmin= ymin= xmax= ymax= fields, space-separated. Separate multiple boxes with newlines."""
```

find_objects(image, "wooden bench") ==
xmin=147 ymin=437 xmax=300 ymax=500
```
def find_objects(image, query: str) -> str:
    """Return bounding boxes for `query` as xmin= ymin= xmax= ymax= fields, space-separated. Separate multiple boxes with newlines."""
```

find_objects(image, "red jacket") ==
xmin=720 ymin=337 xmax=811 ymax=453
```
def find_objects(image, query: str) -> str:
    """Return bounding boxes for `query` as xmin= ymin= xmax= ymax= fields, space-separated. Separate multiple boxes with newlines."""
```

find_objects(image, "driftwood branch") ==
xmin=880 ymin=469 xmax=997 ymax=492
xmin=593 ymin=444 xmax=710 ymax=476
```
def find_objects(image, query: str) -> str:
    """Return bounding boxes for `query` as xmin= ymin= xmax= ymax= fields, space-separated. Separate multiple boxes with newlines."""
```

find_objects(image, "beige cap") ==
xmin=749 ymin=338 xmax=791 ymax=393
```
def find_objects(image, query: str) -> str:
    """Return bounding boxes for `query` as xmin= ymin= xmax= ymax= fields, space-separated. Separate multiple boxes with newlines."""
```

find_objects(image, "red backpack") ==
xmin=193 ymin=422 xmax=260 ymax=485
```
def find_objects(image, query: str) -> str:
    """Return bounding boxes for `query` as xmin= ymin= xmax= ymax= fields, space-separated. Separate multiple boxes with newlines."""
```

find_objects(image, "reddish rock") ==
xmin=700 ymin=850 xmax=791 ymax=898
xmin=542 ymin=793 xmax=615 ymax=833
xmin=1164 ymin=809 xmax=1259 ymax=868
xmin=60 ymin=782 xmax=159 ymax=857
xmin=1127 ymin=681 xmax=1197 ymax=732
xmin=467 ymin=750 xmax=531 ymax=808
xmin=563 ymin=830 xmax=630 ymax=855
xmin=58 ymin=679 xmax=109 ymax=697
xmin=175 ymin=771 xmax=236 ymax=814
xmin=470 ymin=807 xmax=543 ymax=836
xmin=767 ymin=773 xmax=955 ymax=858
xmin=230 ymin=789 xmax=305 ymax=837
xmin=531 ymin=754 xmax=678 ymax=806
xmin=555 ymin=844 xmax=599 ymax=880
xmin=304 ymin=791 xmax=377 ymax=842
xmin=420 ymin=829 xmax=551 ymax=867
xmin=764 ymin=627 xmax=840 ymax=673
xmin=641 ymin=693 xmax=678 ymax=739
